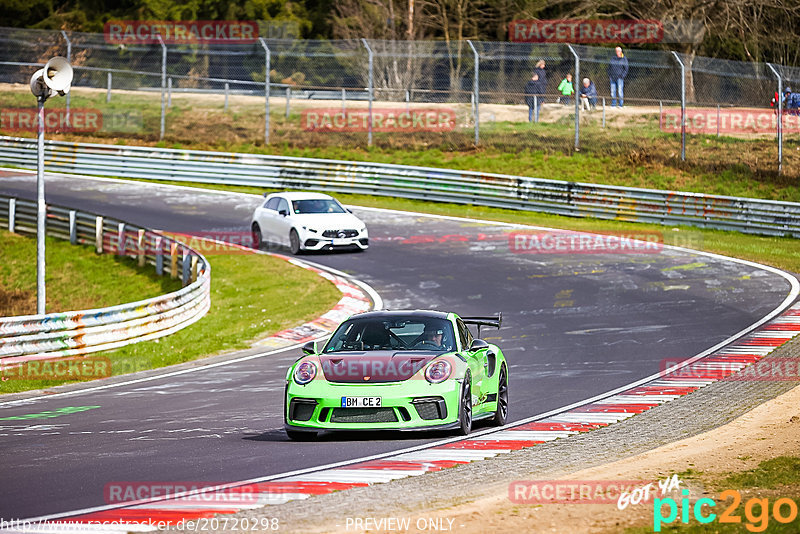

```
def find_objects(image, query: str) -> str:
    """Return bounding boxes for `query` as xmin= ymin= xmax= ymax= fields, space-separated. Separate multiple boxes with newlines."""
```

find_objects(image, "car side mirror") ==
xmin=302 ymin=341 xmax=317 ymax=355
xmin=263 ymin=192 xmax=268 ymax=198
xmin=469 ymin=339 xmax=489 ymax=351
xmin=278 ymin=209 xmax=288 ymax=217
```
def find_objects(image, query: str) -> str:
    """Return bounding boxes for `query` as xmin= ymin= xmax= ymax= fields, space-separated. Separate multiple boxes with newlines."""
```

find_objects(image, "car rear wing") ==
xmin=461 ymin=312 xmax=502 ymax=338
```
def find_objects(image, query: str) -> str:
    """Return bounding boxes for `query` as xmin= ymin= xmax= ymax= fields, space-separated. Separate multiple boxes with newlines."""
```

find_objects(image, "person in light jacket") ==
xmin=579 ymin=78 xmax=598 ymax=111
xmin=608 ymin=46 xmax=629 ymax=107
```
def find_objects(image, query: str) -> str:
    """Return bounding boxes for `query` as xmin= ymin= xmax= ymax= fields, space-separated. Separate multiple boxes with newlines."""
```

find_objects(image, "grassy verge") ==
xmin=624 ymin=457 xmax=800 ymax=533
xmin=0 ymin=234 xmax=341 ymax=394
xmin=113 ymin=178 xmax=800 ymax=274
xmin=2 ymin=84 xmax=799 ymax=200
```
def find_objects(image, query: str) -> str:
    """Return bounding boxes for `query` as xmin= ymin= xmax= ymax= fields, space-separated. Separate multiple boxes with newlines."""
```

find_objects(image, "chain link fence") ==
xmin=0 ymin=26 xmax=797 ymax=174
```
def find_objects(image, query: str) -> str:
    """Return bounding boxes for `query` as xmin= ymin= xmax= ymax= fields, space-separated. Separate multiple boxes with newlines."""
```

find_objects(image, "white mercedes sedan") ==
xmin=251 ymin=192 xmax=369 ymax=254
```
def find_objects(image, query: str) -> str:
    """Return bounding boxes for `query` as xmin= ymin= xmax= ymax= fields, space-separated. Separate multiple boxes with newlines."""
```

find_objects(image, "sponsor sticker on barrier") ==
xmin=104 ymin=20 xmax=259 ymax=44
xmin=302 ymin=108 xmax=457 ymax=132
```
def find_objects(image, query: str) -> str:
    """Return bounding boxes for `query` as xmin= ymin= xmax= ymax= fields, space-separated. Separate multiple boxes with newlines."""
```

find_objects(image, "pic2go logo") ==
xmin=654 ymin=489 xmax=799 ymax=532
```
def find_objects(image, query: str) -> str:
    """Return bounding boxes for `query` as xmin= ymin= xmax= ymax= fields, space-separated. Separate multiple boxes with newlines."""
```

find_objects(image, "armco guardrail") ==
xmin=0 ymin=136 xmax=799 ymax=238
xmin=0 ymin=194 xmax=211 ymax=362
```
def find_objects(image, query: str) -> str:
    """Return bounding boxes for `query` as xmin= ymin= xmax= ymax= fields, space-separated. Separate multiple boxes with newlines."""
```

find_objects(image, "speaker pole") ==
xmin=36 ymin=94 xmax=46 ymax=315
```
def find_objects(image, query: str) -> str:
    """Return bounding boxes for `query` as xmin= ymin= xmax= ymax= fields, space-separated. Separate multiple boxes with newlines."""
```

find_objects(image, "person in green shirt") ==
xmin=558 ymin=73 xmax=575 ymax=105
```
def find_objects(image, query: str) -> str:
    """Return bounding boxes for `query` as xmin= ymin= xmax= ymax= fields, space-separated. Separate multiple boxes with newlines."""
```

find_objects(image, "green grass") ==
xmin=0 ymin=234 xmax=342 ymax=394
xmin=624 ymin=456 xmax=800 ymax=533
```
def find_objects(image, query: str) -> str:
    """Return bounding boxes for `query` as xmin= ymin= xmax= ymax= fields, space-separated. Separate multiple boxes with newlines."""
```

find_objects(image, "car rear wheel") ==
xmin=492 ymin=365 xmax=509 ymax=426
xmin=251 ymin=223 xmax=262 ymax=250
xmin=456 ymin=373 xmax=472 ymax=436
xmin=289 ymin=229 xmax=301 ymax=255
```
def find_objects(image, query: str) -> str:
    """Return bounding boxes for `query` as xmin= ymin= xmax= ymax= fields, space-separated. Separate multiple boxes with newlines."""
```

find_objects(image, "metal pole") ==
xmin=107 ymin=72 xmax=112 ymax=103
xmin=362 ymin=38 xmax=374 ymax=146
xmin=157 ymin=35 xmax=166 ymax=140
xmin=671 ymin=51 xmax=686 ymax=161
xmin=659 ymin=100 xmax=662 ymax=130
xmin=567 ymin=44 xmax=580 ymax=151
xmin=168 ymin=77 xmax=172 ymax=108
xmin=224 ymin=82 xmax=229 ymax=111
xmin=36 ymin=97 xmax=46 ymax=315
xmin=767 ymin=63 xmax=783 ymax=174
xmin=467 ymin=40 xmax=480 ymax=145
xmin=61 ymin=31 xmax=71 ymax=127
xmin=716 ymin=105 xmax=720 ymax=137
xmin=285 ymin=87 xmax=290 ymax=118
xmin=342 ymin=88 xmax=346 ymax=113
xmin=258 ymin=38 xmax=271 ymax=144
xmin=534 ymin=96 xmax=538 ymax=123
xmin=602 ymin=97 xmax=606 ymax=127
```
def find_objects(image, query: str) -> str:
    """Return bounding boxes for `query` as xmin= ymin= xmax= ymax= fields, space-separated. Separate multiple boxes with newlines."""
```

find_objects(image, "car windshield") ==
xmin=292 ymin=199 xmax=346 ymax=214
xmin=323 ymin=317 xmax=456 ymax=353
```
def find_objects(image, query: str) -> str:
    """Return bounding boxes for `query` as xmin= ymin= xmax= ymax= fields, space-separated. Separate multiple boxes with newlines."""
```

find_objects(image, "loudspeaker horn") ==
xmin=30 ymin=69 xmax=50 ymax=98
xmin=42 ymin=56 xmax=73 ymax=96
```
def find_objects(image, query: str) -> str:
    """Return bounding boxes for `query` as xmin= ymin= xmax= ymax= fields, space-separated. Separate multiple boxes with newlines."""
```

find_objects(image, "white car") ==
xmin=251 ymin=192 xmax=369 ymax=254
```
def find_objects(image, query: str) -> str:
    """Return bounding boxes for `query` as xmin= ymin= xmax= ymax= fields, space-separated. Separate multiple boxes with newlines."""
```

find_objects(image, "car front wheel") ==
xmin=289 ymin=229 xmax=301 ymax=255
xmin=456 ymin=373 xmax=472 ymax=436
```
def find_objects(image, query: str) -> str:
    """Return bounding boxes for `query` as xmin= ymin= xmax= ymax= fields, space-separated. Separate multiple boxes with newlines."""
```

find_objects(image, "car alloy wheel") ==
xmin=251 ymin=223 xmax=262 ymax=250
xmin=289 ymin=228 xmax=301 ymax=255
xmin=457 ymin=372 xmax=472 ymax=436
xmin=492 ymin=365 xmax=509 ymax=426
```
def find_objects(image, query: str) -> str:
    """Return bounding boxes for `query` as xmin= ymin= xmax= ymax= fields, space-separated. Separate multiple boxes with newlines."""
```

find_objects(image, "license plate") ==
xmin=341 ymin=396 xmax=382 ymax=408
xmin=332 ymin=238 xmax=350 ymax=246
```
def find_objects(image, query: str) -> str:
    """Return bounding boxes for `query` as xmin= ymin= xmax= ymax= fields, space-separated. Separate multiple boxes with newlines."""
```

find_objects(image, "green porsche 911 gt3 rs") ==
xmin=284 ymin=310 xmax=508 ymax=440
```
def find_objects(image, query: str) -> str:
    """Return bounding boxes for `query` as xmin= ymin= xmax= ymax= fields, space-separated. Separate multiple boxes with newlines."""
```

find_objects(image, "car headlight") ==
xmin=294 ymin=361 xmax=317 ymax=385
xmin=301 ymin=227 xmax=318 ymax=233
xmin=425 ymin=359 xmax=452 ymax=384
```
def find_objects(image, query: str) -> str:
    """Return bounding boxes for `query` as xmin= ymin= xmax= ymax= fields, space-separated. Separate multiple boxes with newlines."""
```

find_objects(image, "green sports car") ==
xmin=284 ymin=310 xmax=508 ymax=440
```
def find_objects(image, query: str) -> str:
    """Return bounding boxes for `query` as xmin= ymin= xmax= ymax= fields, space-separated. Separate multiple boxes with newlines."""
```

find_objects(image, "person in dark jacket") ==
xmin=579 ymin=77 xmax=598 ymax=110
xmin=524 ymin=60 xmax=547 ymax=122
xmin=608 ymin=46 xmax=629 ymax=107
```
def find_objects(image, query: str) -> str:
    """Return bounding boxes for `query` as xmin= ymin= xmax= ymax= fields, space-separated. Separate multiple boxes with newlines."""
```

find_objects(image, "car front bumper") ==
xmin=285 ymin=378 xmax=462 ymax=432
xmin=301 ymin=236 xmax=368 ymax=251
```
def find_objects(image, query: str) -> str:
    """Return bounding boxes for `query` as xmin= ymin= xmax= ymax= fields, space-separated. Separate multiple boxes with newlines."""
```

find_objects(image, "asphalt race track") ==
xmin=0 ymin=172 xmax=794 ymax=519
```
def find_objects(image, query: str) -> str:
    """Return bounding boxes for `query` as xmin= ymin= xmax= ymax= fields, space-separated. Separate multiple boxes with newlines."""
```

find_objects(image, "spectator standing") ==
xmin=524 ymin=60 xmax=547 ymax=122
xmin=558 ymin=73 xmax=575 ymax=105
xmin=524 ymin=74 xmax=539 ymax=122
xmin=579 ymin=77 xmax=598 ymax=111
xmin=608 ymin=46 xmax=629 ymax=107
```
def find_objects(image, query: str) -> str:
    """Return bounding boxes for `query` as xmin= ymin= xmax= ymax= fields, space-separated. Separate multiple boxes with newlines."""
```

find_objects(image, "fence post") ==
xmin=138 ymin=229 xmax=145 ymax=267
xmin=467 ymin=40 xmax=480 ymax=146
xmin=224 ymin=82 xmax=229 ymax=111
xmin=95 ymin=216 xmax=104 ymax=254
xmin=534 ymin=96 xmax=538 ymax=123
xmin=567 ymin=44 xmax=580 ymax=151
xmin=671 ymin=51 xmax=686 ymax=162
xmin=168 ymin=77 xmax=172 ymax=108
xmin=342 ymin=88 xmax=347 ymax=113
xmin=61 ymin=30 xmax=71 ymax=126
xmin=157 ymin=35 xmax=167 ymax=140
xmin=8 ymin=199 xmax=15 ymax=233
xmin=659 ymin=100 xmax=662 ymax=130
xmin=117 ymin=222 xmax=125 ymax=254
xmin=767 ymin=63 xmax=783 ymax=174
xmin=361 ymin=38 xmax=374 ymax=146
xmin=107 ymin=72 xmax=112 ymax=103
xmin=191 ymin=255 xmax=199 ymax=283
xmin=170 ymin=242 xmax=179 ymax=279
xmin=602 ymin=97 xmax=606 ymax=128
xmin=716 ymin=105 xmax=720 ymax=137
xmin=285 ymin=87 xmax=291 ymax=118
xmin=155 ymin=236 xmax=164 ymax=275
xmin=182 ymin=250 xmax=190 ymax=285
xmin=69 ymin=210 xmax=76 ymax=244
xmin=258 ymin=38 xmax=271 ymax=145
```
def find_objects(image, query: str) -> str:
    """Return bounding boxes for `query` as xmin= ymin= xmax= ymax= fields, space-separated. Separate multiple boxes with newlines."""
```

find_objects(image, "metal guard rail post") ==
xmin=0 ymin=193 xmax=211 ymax=362
xmin=0 ymin=136 xmax=797 ymax=239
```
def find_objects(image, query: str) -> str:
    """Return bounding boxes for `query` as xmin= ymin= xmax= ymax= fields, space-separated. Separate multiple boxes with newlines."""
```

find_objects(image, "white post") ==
xmin=36 ymin=97 xmax=46 ymax=315
xmin=258 ymin=38 xmax=271 ymax=144
xmin=362 ymin=38 xmax=374 ymax=146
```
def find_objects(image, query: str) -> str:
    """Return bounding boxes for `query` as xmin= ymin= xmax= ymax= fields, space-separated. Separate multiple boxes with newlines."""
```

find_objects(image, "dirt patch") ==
xmin=0 ymin=286 xmax=33 ymax=316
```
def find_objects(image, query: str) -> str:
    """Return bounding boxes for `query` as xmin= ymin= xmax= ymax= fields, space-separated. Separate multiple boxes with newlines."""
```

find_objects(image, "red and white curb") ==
xmin=10 ymin=301 xmax=798 ymax=533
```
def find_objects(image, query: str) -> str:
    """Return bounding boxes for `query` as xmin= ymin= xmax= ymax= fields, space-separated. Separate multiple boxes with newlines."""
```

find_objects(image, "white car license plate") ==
xmin=332 ymin=238 xmax=350 ymax=246
xmin=341 ymin=396 xmax=382 ymax=408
